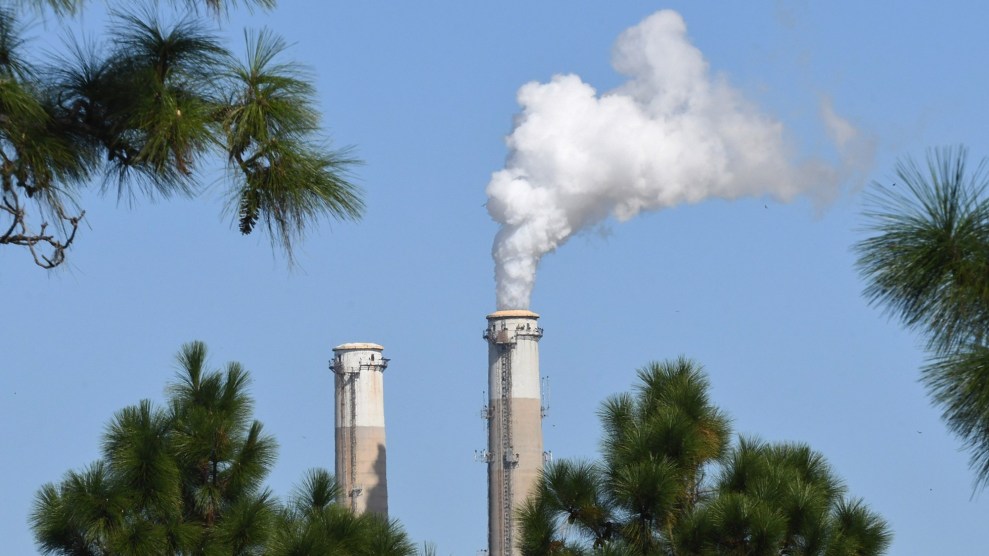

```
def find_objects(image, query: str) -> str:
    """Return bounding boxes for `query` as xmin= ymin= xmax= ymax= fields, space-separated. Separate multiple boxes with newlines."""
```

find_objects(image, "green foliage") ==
xmin=1 ymin=1 xmax=362 ymax=268
xmin=222 ymin=28 xmax=362 ymax=252
xmin=857 ymin=146 xmax=989 ymax=353
xmin=25 ymin=0 xmax=277 ymax=18
xmin=30 ymin=341 xmax=414 ymax=556
xmin=266 ymin=469 xmax=414 ymax=556
xmin=856 ymin=146 xmax=989 ymax=489
xmin=520 ymin=358 xmax=891 ymax=556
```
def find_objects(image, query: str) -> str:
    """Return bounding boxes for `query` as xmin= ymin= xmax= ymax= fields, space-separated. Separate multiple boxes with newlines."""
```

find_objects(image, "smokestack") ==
xmin=484 ymin=310 xmax=544 ymax=556
xmin=332 ymin=342 xmax=389 ymax=516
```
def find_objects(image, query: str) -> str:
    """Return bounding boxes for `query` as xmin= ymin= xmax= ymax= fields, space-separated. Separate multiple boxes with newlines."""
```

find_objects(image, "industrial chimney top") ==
xmin=333 ymin=342 xmax=384 ymax=351
xmin=487 ymin=310 xmax=539 ymax=320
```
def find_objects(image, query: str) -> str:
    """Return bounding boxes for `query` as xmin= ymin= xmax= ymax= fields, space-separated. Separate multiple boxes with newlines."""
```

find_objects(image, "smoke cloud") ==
xmin=487 ymin=10 xmax=870 ymax=310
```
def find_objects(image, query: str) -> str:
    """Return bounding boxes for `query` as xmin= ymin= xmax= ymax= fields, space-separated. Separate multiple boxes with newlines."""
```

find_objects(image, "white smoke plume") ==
xmin=487 ymin=10 xmax=869 ymax=310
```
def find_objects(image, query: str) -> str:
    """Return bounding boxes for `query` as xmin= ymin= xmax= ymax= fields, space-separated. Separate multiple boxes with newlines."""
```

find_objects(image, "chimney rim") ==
xmin=487 ymin=309 xmax=540 ymax=320
xmin=333 ymin=342 xmax=385 ymax=351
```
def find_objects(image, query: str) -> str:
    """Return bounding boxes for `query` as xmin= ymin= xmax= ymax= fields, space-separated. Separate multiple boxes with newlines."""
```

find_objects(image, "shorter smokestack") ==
xmin=332 ymin=342 xmax=389 ymax=516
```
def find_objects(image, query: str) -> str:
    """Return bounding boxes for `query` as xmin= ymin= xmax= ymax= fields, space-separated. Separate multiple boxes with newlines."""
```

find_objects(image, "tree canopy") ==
xmin=30 ymin=341 xmax=414 ymax=555
xmin=519 ymin=358 xmax=891 ymax=555
xmin=856 ymin=145 xmax=989 ymax=489
xmin=1 ymin=0 xmax=362 ymax=268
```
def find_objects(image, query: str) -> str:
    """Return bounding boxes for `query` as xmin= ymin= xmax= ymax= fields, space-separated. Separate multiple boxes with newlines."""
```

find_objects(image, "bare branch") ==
xmin=0 ymin=186 xmax=84 ymax=269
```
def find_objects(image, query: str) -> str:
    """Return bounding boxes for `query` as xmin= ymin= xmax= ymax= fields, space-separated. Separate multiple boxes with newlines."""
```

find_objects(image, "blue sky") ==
xmin=4 ymin=2 xmax=989 ymax=554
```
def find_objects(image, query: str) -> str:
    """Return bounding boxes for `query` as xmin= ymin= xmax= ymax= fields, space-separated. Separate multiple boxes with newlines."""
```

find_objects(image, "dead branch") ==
xmin=0 ymin=186 xmax=84 ymax=269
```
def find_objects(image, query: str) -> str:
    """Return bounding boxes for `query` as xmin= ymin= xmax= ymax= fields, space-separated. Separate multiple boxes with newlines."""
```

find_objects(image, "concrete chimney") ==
xmin=332 ymin=342 xmax=389 ymax=516
xmin=484 ymin=310 xmax=544 ymax=556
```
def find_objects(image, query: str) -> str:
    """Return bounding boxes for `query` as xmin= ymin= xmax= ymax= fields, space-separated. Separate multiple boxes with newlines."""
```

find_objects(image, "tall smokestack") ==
xmin=484 ymin=310 xmax=544 ymax=556
xmin=332 ymin=342 xmax=389 ymax=516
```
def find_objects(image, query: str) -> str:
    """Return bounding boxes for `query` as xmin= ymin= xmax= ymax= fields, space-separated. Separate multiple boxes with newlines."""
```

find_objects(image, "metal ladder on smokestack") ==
xmin=499 ymin=342 xmax=514 ymax=555
xmin=332 ymin=361 xmax=363 ymax=513
xmin=332 ymin=358 xmax=363 ymax=513
xmin=347 ymin=369 xmax=359 ymax=512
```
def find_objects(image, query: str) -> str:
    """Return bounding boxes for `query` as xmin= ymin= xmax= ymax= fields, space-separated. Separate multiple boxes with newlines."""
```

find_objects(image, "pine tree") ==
xmin=30 ymin=341 xmax=414 ymax=555
xmin=856 ymin=146 xmax=989 ymax=489
xmin=519 ymin=358 xmax=891 ymax=555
